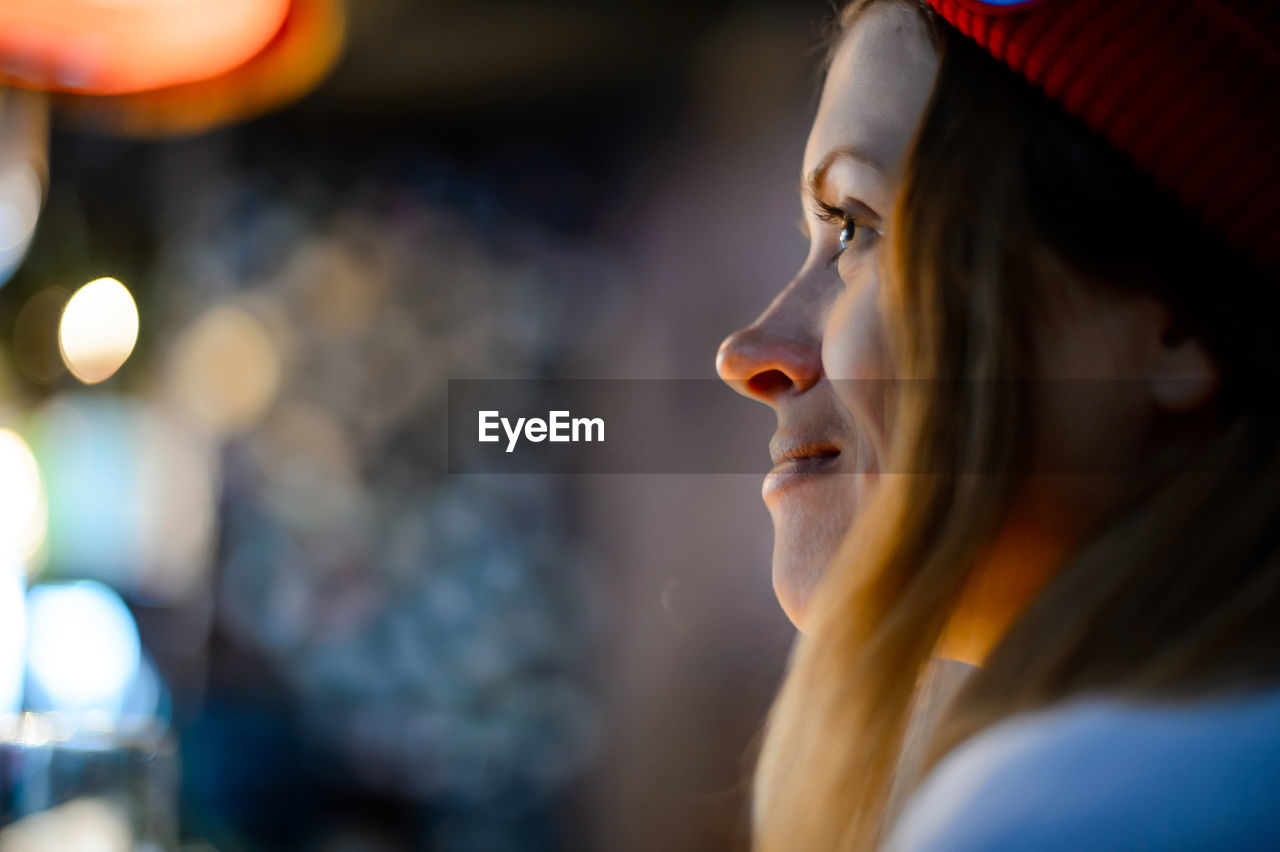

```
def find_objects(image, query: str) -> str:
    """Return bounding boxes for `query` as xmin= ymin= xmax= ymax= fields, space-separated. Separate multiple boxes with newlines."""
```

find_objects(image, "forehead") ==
xmin=804 ymin=4 xmax=938 ymax=184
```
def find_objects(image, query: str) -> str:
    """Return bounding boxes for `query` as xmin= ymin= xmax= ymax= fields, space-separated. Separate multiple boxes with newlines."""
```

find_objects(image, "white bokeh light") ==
xmin=58 ymin=277 xmax=140 ymax=385
xmin=0 ymin=428 xmax=47 ymax=562
xmin=0 ymin=558 xmax=25 ymax=717
xmin=25 ymin=581 xmax=141 ymax=725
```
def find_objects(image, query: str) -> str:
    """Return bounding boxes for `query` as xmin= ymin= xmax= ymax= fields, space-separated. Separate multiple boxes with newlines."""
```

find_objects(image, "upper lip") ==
xmin=769 ymin=436 xmax=841 ymax=468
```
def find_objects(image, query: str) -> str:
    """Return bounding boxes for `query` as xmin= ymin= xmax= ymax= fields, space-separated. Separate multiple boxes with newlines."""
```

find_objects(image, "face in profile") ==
xmin=717 ymin=3 xmax=938 ymax=628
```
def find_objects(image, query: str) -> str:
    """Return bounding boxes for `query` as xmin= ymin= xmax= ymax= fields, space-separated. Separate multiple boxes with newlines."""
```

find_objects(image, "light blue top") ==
xmin=886 ymin=684 xmax=1280 ymax=851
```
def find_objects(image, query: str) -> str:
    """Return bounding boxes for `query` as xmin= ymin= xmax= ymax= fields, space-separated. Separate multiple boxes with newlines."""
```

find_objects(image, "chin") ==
xmin=770 ymin=545 xmax=827 ymax=631
xmin=774 ymin=579 xmax=812 ymax=630
xmin=766 ymin=472 xmax=862 ymax=631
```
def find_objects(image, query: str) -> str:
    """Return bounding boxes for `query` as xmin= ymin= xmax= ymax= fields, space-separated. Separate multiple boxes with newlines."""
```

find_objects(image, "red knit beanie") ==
xmin=923 ymin=0 xmax=1280 ymax=280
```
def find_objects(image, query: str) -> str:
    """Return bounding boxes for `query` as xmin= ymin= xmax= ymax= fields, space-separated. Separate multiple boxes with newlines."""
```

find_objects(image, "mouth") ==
xmin=763 ymin=438 xmax=842 ymax=499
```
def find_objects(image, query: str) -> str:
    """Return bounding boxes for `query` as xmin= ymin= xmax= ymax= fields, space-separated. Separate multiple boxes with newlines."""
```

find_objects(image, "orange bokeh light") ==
xmin=0 ymin=0 xmax=290 ymax=95
xmin=53 ymin=0 xmax=345 ymax=138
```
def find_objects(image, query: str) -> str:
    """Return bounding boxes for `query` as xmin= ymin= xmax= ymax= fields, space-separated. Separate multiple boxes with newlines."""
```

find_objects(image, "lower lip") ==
xmin=762 ymin=453 xmax=841 ymax=500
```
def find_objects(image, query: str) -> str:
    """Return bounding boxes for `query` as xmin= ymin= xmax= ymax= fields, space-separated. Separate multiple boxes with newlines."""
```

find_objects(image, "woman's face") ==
xmin=716 ymin=4 xmax=938 ymax=628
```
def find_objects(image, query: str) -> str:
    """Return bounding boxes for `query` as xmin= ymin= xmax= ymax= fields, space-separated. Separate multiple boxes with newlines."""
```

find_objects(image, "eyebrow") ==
xmin=800 ymin=144 xmax=886 ymax=207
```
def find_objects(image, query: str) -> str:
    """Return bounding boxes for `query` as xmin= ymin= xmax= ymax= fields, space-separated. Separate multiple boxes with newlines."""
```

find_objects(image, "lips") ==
xmin=763 ymin=437 xmax=841 ymax=499
xmin=769 ymin=437 xmax=841 ymax=469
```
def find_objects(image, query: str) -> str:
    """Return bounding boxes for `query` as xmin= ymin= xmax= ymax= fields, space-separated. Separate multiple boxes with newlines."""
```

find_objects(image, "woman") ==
xmin=751 ymin=0 xmax=1280 ymax=849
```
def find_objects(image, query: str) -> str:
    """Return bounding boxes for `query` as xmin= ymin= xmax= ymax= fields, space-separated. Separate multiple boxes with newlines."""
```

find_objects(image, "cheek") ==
xmin=1022 ymin=286 xmax=1160 ymax=528
xmin=822 ymin=276 xmax=886 ymax=378
xmin=822 ymin=272 xmax=891 ymax=413
xmin=1028 ymin=289 xmax=1158 ymax=474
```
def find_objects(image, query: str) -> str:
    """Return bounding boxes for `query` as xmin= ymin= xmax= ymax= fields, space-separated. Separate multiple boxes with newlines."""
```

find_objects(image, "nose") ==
xmin=717 ymin=313 xmax=823 ymax=404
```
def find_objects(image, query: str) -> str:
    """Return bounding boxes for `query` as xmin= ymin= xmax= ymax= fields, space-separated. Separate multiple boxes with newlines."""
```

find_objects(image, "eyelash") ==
xmin=813 ymin=200 xmax=879 ymax=269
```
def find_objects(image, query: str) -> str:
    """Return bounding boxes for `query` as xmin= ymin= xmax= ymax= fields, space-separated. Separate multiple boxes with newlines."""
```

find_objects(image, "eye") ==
xmin=811 ymin=199 xmax=882 ymax=271
xmin=826 ymin=214 xmax=880 ymax=271
xmin=839 ymin=218 xmax=857 ymax=252
xmin=838 ymin=214 xmax=881 ymax=254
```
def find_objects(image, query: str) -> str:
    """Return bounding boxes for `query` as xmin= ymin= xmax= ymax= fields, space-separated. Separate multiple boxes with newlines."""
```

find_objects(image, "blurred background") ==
xmin=0 ymin=1 xmax=830 ymax=849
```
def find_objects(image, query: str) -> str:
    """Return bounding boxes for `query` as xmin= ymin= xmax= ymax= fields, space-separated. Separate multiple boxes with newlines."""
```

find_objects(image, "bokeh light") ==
xmin=0 ymin=558 xmax=25 ymax=716
xmin=0 ymin=87 xmax=48 ymax=290
xmin=289 ymin=237 xmax=388 ymax=339
xmin=54 ymin=0 xmax=345 ymax=139
xmin=25 ymin=581 xmax=141 ymax=726
xmin=0 ymin=164 xmax=43 ymax=287
xmin=252 ymin=399 xmax=360 ymax=531
xmin=58 ymin=277 xmax=140 ymax=385
xmin=134 ymin=409 xmax=218 ymax=603
xmin=30 ymin=394 xmax=217 ymax=603
xmin=0 ymin=428 xmax=47 ymax=563
xmin=0 ymin=797 xmax=133 ymax=852
xmin=0 ymin=0 xmax=289 ymax=95
xmin=12 ymin=287 xmax=69 ymax=385
xmin=166 ymin=303 xmax=283 ymax=435
xmin=0 ymin=349 xmax=16 ymax=407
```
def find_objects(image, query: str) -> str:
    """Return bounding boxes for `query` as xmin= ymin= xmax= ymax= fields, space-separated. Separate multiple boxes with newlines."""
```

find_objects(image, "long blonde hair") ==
xmin=754 ymin=3 xmax=1280 ymax=850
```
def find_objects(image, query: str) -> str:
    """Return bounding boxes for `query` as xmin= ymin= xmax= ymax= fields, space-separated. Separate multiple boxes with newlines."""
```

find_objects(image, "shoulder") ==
xmin=885 ymin=685 xmax=1280 ymax=852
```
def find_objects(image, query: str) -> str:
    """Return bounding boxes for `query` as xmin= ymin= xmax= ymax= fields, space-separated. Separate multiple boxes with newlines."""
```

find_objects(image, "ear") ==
xmin=1145 ymin=310 xmax=1218 ymax=411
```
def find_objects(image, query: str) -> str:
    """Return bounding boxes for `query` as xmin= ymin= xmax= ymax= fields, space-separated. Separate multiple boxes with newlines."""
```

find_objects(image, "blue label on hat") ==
xmin=965 ymin=0 xmax=1052 ymax=8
